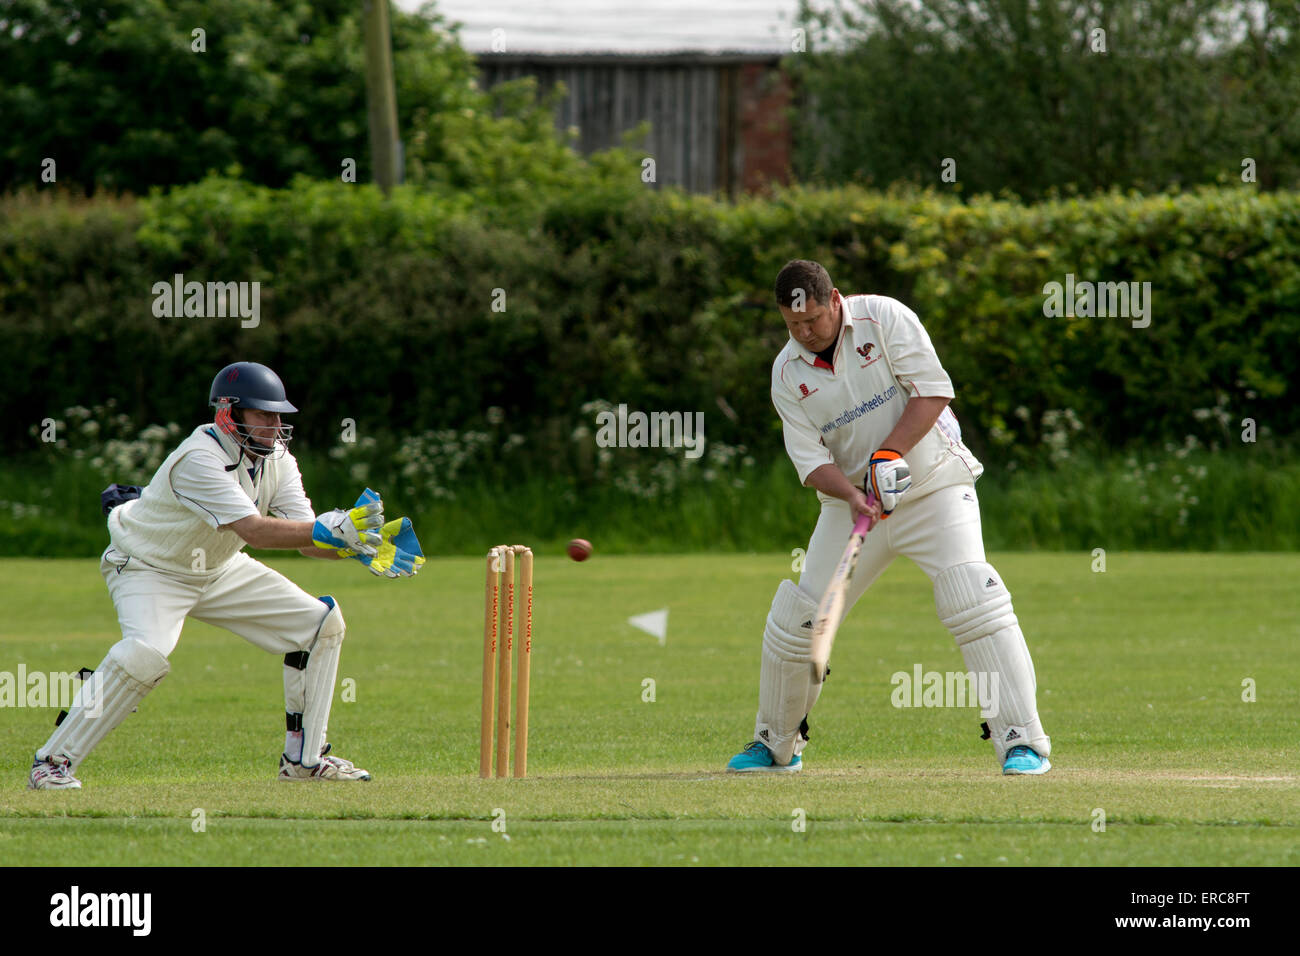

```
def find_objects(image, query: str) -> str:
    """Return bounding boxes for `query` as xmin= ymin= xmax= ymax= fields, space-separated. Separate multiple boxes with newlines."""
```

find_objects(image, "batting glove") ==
xmin=865 ymin=448 xmax=912 ymax=518
xmin=313 ymin=488 xmax=384 ymax=557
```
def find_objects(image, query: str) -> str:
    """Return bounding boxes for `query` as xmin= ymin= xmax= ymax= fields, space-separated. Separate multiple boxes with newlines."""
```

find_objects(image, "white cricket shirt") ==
xmin=771 ymin=294 xmax=983 ymax=496
xmin=108 ymin=424 xmax=315 ymax=574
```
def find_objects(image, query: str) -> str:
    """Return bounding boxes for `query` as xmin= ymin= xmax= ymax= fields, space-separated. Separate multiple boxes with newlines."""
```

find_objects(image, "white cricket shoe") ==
xmin=28 ymin=754 xmax=82 ymax=790
xmin=278 ymin=744 xmax=371 ymax=782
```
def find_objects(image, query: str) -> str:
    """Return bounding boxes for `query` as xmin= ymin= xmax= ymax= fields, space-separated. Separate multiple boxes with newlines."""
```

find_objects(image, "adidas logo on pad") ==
xmin=1005 ymin=729 xmax=1021 ymax=742
xmin=759 ymin=729 xmax=771 ymax=741
xmin=985 ymin=578 xmax=997 ymax=588
xmin=801 ymin=619 xmax=813 ymax=630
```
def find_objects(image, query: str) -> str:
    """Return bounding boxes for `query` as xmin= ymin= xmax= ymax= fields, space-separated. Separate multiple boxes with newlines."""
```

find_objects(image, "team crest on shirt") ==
xmin=798 ymin=383 xmax=819 ymax=400
xmin=856 ymin=343 xmax=881 ymax=368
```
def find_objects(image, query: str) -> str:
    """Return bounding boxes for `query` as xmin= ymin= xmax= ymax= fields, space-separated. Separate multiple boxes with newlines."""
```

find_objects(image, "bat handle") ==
xmin=854 ymin=492 xmax=879 ymax=533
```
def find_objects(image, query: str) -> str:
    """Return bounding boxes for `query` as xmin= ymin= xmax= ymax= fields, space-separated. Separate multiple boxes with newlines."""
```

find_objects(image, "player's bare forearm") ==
xmin=804 ymin=463 xmax=861 ymax=502
xmin=298 ymin=545 xmax=342 ymax=560
xmin=878 ymin=395 xmax=950 ymax=456
xmin=221 ymin=515 xmax=315 ymax=550
xmin=804 ymin=463 xmax=877 ymax=520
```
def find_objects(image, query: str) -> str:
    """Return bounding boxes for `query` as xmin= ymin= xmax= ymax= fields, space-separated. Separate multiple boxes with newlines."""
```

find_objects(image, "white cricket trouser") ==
xmin=760 ymin=475 xmax=1050 ymax=766
xmin=100 ymin=547 xmax=330 ymax=657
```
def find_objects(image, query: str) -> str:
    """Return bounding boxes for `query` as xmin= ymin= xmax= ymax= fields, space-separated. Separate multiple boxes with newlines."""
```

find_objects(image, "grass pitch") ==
xmin=1 ymin=553 xmax=1296 ymax=866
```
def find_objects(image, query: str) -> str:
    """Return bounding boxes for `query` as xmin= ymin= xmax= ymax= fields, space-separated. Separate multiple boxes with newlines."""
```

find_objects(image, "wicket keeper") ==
xmin=28 ymin=362 xmax=425 ymax=789
xmin=727 ymin=260 xmax=1052 ymax=775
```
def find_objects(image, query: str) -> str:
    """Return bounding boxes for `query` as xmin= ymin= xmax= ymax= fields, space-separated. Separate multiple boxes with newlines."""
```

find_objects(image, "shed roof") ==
xmin=401 ymin=0 xmax=802 ymax=55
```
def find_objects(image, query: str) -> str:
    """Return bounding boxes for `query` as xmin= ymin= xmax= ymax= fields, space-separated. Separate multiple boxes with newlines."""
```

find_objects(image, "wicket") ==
xmin=480 ymin=545 xmax=533 ymax=778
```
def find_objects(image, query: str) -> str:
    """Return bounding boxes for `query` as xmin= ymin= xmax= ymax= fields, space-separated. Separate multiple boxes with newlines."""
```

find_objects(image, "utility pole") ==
xmin=362 ymin=0 xmax=401 ymax=193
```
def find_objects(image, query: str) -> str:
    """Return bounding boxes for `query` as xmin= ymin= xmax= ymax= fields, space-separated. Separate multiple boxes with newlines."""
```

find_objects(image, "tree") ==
xmin=0 ymin=0 xmax=519 ymax=194
xmin=792 ymin=0 xmax=1300 ymax=197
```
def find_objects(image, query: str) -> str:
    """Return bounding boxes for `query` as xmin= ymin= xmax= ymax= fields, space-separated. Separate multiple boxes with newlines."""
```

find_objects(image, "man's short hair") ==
xmin=775 ymin=260 xmax=832 ymax=312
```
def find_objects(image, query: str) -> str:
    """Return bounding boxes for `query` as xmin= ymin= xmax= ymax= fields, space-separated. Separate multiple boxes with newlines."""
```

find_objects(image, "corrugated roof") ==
xmin=399 ymin=0 xmax=803 ymax=54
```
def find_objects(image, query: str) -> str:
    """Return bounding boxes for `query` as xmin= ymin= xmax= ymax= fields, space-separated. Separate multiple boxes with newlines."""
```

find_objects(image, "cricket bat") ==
xmin=809 ymin=494 xmax=878 ymax=683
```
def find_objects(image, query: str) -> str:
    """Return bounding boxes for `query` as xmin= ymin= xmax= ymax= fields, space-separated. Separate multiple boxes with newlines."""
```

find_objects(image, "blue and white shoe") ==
xmin=1002 ymin=745 xmax=1051 ymax=775
xmin=726 ymin=741 xmax=802 ymax=773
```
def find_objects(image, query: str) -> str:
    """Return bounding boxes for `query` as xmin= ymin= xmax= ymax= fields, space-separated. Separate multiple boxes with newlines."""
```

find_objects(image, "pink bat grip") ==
xmin=854 ymin=493 xmax=879 ymax=534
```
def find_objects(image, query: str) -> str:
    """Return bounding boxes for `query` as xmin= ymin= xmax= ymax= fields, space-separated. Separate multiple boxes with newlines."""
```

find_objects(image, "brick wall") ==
xmin=738 ymin=63 xmax=792 ymax=193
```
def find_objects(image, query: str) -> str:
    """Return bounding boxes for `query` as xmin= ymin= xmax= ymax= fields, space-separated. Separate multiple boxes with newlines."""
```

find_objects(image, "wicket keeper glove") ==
xmin=865 ymin=448 xmax=912 ymax=518
xmin=359 ymin=517 xmax=425 ymax=578
xmin=313 ymin=488 xmax=384 ymax=557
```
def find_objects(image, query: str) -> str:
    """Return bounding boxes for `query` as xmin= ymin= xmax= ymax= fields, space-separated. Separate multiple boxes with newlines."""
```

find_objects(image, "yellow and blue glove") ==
xmin=319 ymin=489 xmax=423 ymax=577
xmin=362 ymin=517 xmax=426 ymax=578
xmin=312 ymin=487 xmax=384 ymax=557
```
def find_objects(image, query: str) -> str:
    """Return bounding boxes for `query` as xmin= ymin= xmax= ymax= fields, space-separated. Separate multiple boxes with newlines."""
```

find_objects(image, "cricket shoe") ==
xmin=726 ymin=741 xmax=802 ymax=773
xmin=278 ymin=744 xmax=371 ymax=782
xmin=1002 ymin=745 xmax=1051 ymax=776
xmin=28 ymin=753 xmax=82 ymax=790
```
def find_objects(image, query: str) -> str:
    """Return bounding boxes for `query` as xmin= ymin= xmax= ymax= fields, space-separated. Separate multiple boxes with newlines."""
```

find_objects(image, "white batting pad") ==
xmin=299 ymin=597 xmax=346 ymax=767
xmin=39 ymin=638 xmax=170 ymax=772
xmin=934 ymin=562 xmax=1050 ymax=761
xmin=755 ymin=579 xmax=820 ymax=764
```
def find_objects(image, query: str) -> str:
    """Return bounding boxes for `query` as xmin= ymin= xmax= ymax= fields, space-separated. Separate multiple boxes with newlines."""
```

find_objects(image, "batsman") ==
xmin=726 ymin=260 xmax=1052 ymax=775
xmin=28 ymin=362 xmax=425 ymax=790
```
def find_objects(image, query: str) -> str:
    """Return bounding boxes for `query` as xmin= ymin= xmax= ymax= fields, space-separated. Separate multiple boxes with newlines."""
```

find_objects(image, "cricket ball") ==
xmin=567 ymin=538 xmax=592 ymax=562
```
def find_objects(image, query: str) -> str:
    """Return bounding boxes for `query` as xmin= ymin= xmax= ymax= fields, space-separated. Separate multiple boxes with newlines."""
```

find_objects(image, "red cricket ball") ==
xmin=567 ymin=538 xmax=592 ymax=562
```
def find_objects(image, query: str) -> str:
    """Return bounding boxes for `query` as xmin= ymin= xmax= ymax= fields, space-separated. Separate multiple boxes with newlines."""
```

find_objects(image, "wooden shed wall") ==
xmin=479 ymin=56 xmax=785 ymax=194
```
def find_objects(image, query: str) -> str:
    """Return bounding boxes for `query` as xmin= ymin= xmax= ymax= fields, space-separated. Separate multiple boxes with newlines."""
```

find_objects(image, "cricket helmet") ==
xmin=209 ymin=362 xmax=296 ymax=459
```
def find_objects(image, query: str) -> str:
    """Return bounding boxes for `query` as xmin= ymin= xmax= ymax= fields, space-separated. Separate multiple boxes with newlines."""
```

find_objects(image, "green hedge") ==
xmin=2 ymin=179 xmax=1295 ymax=468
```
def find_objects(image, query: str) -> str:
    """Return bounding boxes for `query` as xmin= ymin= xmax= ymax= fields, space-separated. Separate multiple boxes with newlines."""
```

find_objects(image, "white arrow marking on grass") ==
xmin=628 ymin=608 xmax=668 ymax=645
